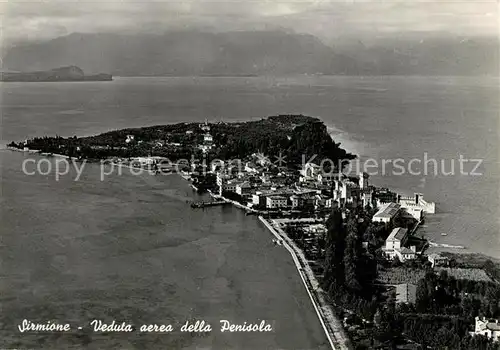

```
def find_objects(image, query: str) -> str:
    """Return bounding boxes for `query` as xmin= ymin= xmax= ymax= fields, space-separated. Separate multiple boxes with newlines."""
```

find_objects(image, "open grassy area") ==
xmin=435 ymin=267 xmax=492 ymax=282
xmin=377 ymin=267 xmax=426 ymax=285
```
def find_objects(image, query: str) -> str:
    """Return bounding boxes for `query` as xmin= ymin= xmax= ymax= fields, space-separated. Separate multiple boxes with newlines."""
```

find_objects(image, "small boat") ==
xmin=441 ymin=232 xmax=448 ymax=236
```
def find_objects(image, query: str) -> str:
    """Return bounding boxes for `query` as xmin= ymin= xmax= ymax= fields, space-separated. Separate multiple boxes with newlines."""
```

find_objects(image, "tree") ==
xmin=344 ymin=213 xmax=362 ymax=292
xmin=323 ymin=208 xmax=345 ymax=291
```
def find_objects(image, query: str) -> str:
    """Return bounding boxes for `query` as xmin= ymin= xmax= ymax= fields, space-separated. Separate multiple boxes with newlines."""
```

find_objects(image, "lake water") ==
xmin=0 ymin=150 xmax=329 ymax=349
xmin=1 ymin=76 xmax=499 ymax=347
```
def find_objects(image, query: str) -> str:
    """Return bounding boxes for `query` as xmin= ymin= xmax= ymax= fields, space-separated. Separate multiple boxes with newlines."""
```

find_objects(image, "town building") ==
xmin=314 ymin=194 xmax=333 ymax=210
xmin=235 ymin=181 xmax=252 ymax=195
xmin=317 ymin=172 xmax=340 ymax=183
xmin=398 ymin=193 xmax=436 ymax=215
xmin=395 ymin=283 xmax=417 ymax=304
xmin=375 ymin=188 xmax=398 ymax=205
xmin=385 ymin=227 xmax=408 ymax=251
xmin=471 ymin=317 xmax=500 ymax=342
xmin=361 ymin=189 xmax=374 ymax=208
xmin=383 ymin=227 xmax=417 ymax=261
xmin=125 ymin=134 xmax=135 ymax=143
xmin=427 ymin=253 xmax=449 ymax=268
xmin=266 ymin=196 xmax=288 ymax=209
xmin=204 ymin=133 xmax=213 ymax=143
xmin=200 ymin=120 xmax=210 ymax=132
xmin=244 ymin=162 xmax=260 ymax=174
xmin=300 ymin=162 xmax=322 ymax=182
xmin=304 ymin=224 xmax=327 ymax=235
xmin=401 ymin=207 xmax=424 ymax=221
xmin=131 ymin=157 xmax=155 ymax=165
xmin=199 ymin=144 xmax=212 ymax=153
xmin=219 ymin=181 xmax=237 ymax=195
xmin=216 ymin=172 xmax=231 ymax=187
xmin=359 ymin=172 xmax=369 ymax=189
xmin=372 ymin=202 xmax=401 ymax=224
xmin=290 ymin=195 xmax=301 ymax=209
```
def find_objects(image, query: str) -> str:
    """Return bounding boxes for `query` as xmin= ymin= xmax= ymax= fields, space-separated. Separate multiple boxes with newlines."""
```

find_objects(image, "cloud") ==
xmin=1 ymin=0 xmax=498 ymax=45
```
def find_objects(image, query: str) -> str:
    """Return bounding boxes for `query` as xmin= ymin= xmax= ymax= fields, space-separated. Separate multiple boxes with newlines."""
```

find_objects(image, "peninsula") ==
xmin=0 ymin=66 xmax=112 ymax=82
xmin=7 ymin=115 xmax=354 ymax=166
xmin=8 ymin=115 xmax=500 ymax=349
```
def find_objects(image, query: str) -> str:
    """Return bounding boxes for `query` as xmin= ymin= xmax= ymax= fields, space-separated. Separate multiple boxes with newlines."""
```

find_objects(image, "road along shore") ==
xmin=258 ymin=216 xmax=351 ymax=350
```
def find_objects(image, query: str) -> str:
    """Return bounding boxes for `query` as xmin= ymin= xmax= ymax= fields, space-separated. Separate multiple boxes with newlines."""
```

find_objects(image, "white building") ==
xmin=132 ymin=157 xmax=155 ymax=165
xmin=305 ymin=224 xmax=327 ymax=235
xmin=300 ymin=162 xmax=321 ymax=182
xmin=383 ymin=227 xmax=417 ymax=261
xmin=199 ymin=144 xmax=212 ymax=153
xmin=219 ymin=182 xmax=237 ymax=194
xmin=372 ymin=202 xmax=401 ymax=224
xmin=244 ymin=162 xmax=260 ymax=174
xmin=317 ymin=173 xmax=339 ymax=183
xmin=200 ymin=120 xmax=210 ymax=132
xmin=266 ymin=196 xmax=288 ymax=209
xmin=204 ymin=133 xmax=213 ymax=143
xmin=290 ymin=195 xmax=301 ymax=209
xmin=471 ymin=317 xmax=500 ymax=342
xmin=385 ymin=227 xmax=408 ymax=251
xmin=235 ymin=181 xmax=252 ymax=195
xmin=216 ymin=172 xmax=230 ymax=186
xmin=402 ymin=207 xmax=424 ymax=221
xmin=427 ymin=253 xmax=449 ymax=268
xmin=125 ymin=135 xmax=135 ymax=143
xmin=398 ymin=193 xmax=436 ymax=215
xmin=359 ymin=172 xmax=369 ymax=189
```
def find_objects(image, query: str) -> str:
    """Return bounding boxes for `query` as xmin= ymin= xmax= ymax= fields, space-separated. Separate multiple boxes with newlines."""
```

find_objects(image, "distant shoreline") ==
xmin=107 ymin=74 xmax=500 ymax=79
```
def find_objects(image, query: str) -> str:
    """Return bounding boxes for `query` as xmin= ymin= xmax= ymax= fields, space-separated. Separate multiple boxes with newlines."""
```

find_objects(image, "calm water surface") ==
xmin=0 ymin=150 xmax=329 ymax=349
xmin=1 ymin=76 xmax=499 ymax=347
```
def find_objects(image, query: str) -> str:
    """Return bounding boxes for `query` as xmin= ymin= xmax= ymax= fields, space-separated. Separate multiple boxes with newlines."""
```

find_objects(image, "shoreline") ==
xmin=326 ymin=125 xmax=365 ymax=159
xmin=258 ymin=216 xmax=350 ymax=350
xmin=6 ymin=146 xmax=499 ymax=263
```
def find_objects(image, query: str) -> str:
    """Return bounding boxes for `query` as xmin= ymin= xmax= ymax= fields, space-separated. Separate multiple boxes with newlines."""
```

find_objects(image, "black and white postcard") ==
xmin=1 ymin=1 xmax=499 ymax=349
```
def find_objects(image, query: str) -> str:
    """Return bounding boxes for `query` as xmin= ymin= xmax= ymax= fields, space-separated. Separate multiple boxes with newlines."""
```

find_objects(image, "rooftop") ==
xmin=477 ymin=317 xmax=500 ymax=331
xmin=387 ymin=227 xmax=408 ymax=242
xmin=373 ymin=202 xmax=401 ymax=219
xmin=399 ymin=247 xmax=415 ymax=255
xmin=268 ymin=196 xmax=287 ymax=200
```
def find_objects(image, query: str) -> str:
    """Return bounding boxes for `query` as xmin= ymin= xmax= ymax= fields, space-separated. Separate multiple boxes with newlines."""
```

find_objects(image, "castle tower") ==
xmin=359 ymin=172 xmax=369 ymax=189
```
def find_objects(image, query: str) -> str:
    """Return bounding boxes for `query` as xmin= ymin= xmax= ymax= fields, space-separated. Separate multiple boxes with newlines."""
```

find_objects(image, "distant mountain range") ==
xmin=2 ymin=31 xmax=498 ymax=76
xmin=0 ymin=66 xmax=112 ymax=82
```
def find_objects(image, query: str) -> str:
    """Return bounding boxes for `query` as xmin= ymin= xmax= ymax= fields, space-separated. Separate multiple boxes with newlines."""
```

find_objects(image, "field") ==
xmin=435 ymin=267 xmax=492 ymax=282
xmin=377 ymin=268 xmax=426 ymax=285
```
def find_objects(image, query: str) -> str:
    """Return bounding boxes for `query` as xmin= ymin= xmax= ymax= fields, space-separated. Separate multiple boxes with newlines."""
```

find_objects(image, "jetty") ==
xmin=190 ymin=200 xmax=228 ymax=209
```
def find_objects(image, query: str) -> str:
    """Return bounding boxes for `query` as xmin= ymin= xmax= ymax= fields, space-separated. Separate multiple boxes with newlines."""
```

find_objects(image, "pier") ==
xmin=190 ymin=200 xmax=228 ymax=209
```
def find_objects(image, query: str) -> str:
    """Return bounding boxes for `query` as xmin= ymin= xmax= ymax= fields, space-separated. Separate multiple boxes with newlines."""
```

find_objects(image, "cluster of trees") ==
xmin=415 ymin=270 xmax=500 ymax=318
xmin=81 ymin=122 xmax=199 ymax=146
xmin=374 ymin=310 xmax=499 ymax=349
xmin=323 ymin=207 xmax=379 ymax=320
xmin=322 ymin=206 xmax=500 ymax=349
xmin=10 ymin=115 xmax=355 ymax=167
xmin=210 ymin=115 xmax=355 ymax=166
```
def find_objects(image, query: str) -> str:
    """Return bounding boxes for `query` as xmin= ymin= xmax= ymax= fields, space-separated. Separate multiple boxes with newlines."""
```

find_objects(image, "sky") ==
xmin=1 ymin=0 xmax=499 ymax=46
